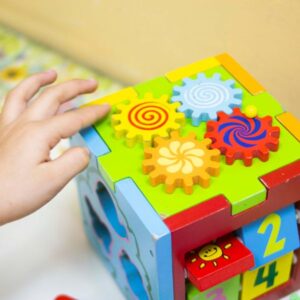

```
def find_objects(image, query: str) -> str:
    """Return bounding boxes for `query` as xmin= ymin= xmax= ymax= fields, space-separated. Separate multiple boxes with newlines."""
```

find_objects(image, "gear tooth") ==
xmin=183 ymin=177 xmax=194 ymax=194
xmin=172 ymin=85 xmax=183 ymax=94
xmin=208 ymin=111 xmax=218 ymax=120
xmin=198 ymin=170 xmax=210 ymax=188
xmin=271 ymin=126 xmax=280 ymax=137
xmin=143 ymin=133 xmax=153 ymax=148
xmin=153 ymin=136 xmax=166 ymax=146
xmin=170 ymin=96 xmax=182 ymax=103
xmin=165 ymin=181 xmax=176 ymax=193
xmin=176 ymin=112 xmax=186 ymax=124
xmin=178 ymin=105 xmax=191 ymax=116
xmin=196 ymin=73 xmax=206 ymax=81
xmin=199 ymin=138 xmax=211 ymax=148
xmin=160 ymin=94 xmax=169 ymax=103
xmin=191 ymin=117 xmax=201 ymax=127
xmin=149 ymin=170 xmax=165 ymax=186
xmin=212 ymin=73 xmax=221 ymax=80
xmin=111 ymin=114 xmax=121 ymax=124
xmin=114 ymin=124 xmax=126 ymax=132
xmin=171 ymin=123 xmax=181 ymax=131
xmin=257 ymin=146 xmax=269 ymax=162
xmin=115 ymin=103 xmax=127 ymax=112
xmin=144 ymin=92 xmax=152 ymax=100
xmin=233 ymin=107 xmax=242 ymax=114
xmin=268 ymin=138 xmax=280 ymax=151
xmin=225 ymin=79 xmax=235 ymax=87
xmin=223 ymin=106 xmax=233 ymax=115
xmin=171 ymin=101 xmax=181 ymax=110
xmin=191 ymin=111 xmax=202 ymax=126
xmin=233 ymin=88 xmax=243 ymax=98
xmin=210 ymin=149 xmax=221 ymax=161
xmin=183 ymin=78 xmax=194 ymax=85
xmin=230 ymin=99 xmax=242 ymax=107
xmin=217 ymin=111 xmax=228 ymax=120
xmin=207 ymin=161 xmax=220 ymax=176
xmin=144 ymin=148 xmax=154 ymax=158
xmin=187 ymin=131 xmax=197 ymax=140
xmin=204 ymin=132 xmax=214 ymax=140
xmin=142 ymin=159 xmax=155 ymax=173
xmin=206 ymin=120 xmax=217 ymax=131
xmin=170 ymin=131 xmax=180 ymax=138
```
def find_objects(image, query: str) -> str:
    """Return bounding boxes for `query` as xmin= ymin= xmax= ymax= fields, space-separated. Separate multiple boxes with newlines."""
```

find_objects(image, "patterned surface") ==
xmin=0 ymin=24 xmax=123 ymax=156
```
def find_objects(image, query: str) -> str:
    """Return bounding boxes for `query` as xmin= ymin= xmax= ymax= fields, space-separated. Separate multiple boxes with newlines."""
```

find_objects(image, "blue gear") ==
xmin=171 ymin=73 xmax=242 ymax=126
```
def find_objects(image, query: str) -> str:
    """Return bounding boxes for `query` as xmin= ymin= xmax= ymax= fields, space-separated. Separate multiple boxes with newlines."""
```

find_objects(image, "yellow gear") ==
xmin=112 ymin=93 xmax=185 ymax=147
xmin=143 ymin=131 xmax=220 ymax=194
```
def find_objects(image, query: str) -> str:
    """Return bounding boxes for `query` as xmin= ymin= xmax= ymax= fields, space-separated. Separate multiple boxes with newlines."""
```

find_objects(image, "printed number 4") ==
xmin=257 ymin=213 xmax=286 ymax=257
xmin=254 ymin=261 xmax=278 ymax=288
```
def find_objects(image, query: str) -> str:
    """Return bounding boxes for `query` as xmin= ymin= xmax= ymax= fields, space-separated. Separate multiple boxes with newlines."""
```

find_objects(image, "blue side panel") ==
xmin=116 ymin=178 xmax=174 ymax=300
xmin=73 ymin=130 xmax=174 ymax=300
xmin=80 ymin=126 xmax=110 ymax=157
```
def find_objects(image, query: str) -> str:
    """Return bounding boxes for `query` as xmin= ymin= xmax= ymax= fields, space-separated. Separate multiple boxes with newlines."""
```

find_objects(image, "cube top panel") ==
xmin=83 ymin=54 xmax=300 ymax=218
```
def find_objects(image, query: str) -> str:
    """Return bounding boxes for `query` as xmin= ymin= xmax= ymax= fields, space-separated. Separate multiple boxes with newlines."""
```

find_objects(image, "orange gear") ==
xmin=143 ymin=131 xmax=220 ymax=194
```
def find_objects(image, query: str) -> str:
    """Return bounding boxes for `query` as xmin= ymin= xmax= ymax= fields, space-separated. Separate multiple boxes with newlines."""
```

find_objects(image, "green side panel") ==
xmin=186 ymin=276 xmax=240 ymax=300
xmin=94 ymin=65 xmax=299 ymax=217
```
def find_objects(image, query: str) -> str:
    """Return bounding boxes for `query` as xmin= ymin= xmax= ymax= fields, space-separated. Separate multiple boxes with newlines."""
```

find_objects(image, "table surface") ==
xmin=0 ymin=180 xmax=124 ymax=300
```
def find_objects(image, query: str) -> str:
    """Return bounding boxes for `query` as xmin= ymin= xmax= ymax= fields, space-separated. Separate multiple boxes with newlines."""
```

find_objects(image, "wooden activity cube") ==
xmin=72 ymin=54 xmax=300 ymax=300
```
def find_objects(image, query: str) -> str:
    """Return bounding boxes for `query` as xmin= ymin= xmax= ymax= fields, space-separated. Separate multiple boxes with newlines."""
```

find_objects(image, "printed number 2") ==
xmin=254 ymin=261 xmax=278 ymax=288
xmin=206 ymin=288 xmax=226 ymax=300
xmin=257 ymin=213 xmax=286 ymax=257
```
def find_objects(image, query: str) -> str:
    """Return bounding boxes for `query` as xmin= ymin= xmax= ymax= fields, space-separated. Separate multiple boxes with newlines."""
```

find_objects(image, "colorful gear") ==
xmin=143 ymin=131 xmax=220 ymax=194
xmin=171 ymin=73 xmax=242 ymax=126
xmin=205 ymin=108 xmax=280 ymax=166
xmin=111 ymin=93 xmax=185 ymax=147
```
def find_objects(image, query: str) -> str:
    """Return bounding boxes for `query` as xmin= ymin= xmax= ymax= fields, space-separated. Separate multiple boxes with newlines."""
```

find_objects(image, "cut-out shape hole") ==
xmin=96 ymin=181 xmax=127 ymax=238
xmin=85 ymin=196 xmax=112 ymax=254
xmin=120 ymin=250 xmax=149 ymax=300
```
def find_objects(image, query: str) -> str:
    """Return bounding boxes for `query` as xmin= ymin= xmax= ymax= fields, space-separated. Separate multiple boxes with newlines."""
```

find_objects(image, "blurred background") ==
xmin=0 ymin=1 xmax=299 ymax=299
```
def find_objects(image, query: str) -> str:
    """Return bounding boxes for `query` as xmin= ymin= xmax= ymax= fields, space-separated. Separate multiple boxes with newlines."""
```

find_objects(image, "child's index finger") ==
xmin=45 ymin=103 xmax=111 ymax=141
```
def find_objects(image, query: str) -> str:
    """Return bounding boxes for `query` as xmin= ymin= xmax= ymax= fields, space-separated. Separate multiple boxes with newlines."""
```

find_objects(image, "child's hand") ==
xmin=0 ymin=70 xmax=110 ymax=224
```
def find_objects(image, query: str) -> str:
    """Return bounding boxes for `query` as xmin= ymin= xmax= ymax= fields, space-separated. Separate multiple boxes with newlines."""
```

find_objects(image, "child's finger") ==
xmin=27 ymin=79 xmax=98 ymax=119
xmin=44 ymin=104 xmax=110 ymax=142
xmin=1 ymin=70 xmax=57 ymax=124
xmin=40 ymin=147 xmax=90 ymax=193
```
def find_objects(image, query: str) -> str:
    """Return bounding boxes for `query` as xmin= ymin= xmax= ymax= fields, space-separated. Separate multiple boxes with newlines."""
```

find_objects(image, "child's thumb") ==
xmin=47 ymin=147 xmax=90 ymax=189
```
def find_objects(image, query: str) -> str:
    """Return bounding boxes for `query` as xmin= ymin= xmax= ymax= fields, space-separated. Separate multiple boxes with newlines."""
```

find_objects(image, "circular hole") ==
xmin=120 ymin=250 xmax=149 ymax=300
xmin=96 ymin=181 xmax=127 ymax=238
xmin=85 ymin=196 xmax=112 ymax=254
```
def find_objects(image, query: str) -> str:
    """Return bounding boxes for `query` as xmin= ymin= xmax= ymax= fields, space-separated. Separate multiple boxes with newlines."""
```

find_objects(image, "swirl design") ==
xmin=184 ymin=82 xmax=231 ymax=109
xmin=218 ymin=115 xmax=267 ymax=148
xmin=128 ymin=101 xmax=169 ymax=130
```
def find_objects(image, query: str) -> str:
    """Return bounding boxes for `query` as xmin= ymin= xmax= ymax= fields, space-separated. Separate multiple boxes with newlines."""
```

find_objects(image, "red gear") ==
xmin=205 ymin=108 xmax=280 ymax=166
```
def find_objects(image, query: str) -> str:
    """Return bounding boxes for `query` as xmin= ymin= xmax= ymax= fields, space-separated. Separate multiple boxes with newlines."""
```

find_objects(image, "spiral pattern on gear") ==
xmin=218 ymin=115 xmax=267 ymax=148
xmin=127 ymin=101 xmax=169 ymax=131
xmin=184 ymin=82 xmax=231 ymax=109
